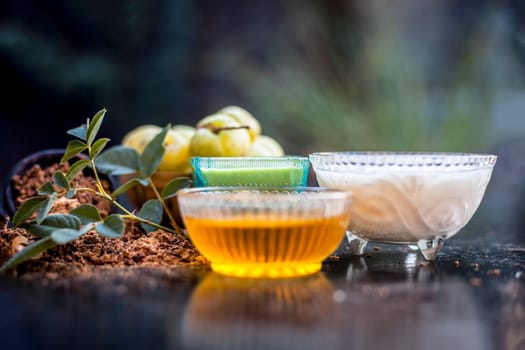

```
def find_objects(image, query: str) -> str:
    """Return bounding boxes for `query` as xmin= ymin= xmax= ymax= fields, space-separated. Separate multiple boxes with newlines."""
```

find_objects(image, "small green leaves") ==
xmin=90 ymin=137 xmax=110 ymax=159
xmin=66 ymin=159 xmax=89 ymax=181
xmin=38 ymin=181 xmax=55 ymax=195
xmin=36 ymin=192 xmax=57 ymax=224
xmin=0 ymin=108 xmax=189 ymax=274
xmin=70 ymin=204 xmax=102 ymax=224
xmin=61 ymin=140 xmax=87 ymax=164
xmin=0 ymin=237 xmax=56 ymax=273
xmin=138 ymin=199 xmax=163 ymax=233
xmin=53 ymin=171 xmax=69 ymax=190
xmin=86 ymin=108 xmax=106 ymax=146
xmin=13 ymin=197 xmax=47 ymax=228
xmin=139 ymin=125 xmax=169 ymax=177
xmin=24 ymin=214 xmax=81 ymax=238
xmin=162 ymin=177 xmax=192 ymax=200
xmin=111 ymin=177 xmax=148 ymax=198
xmin=96 ymin=214 xmax=125 ymax=238
xmin=95 ymin=146 xmax=140 ymax=175
xmin=51 ymin=227 xmax=89 ymax=245
xmin=66 ymin=182 xmax=78 ymax=199
xmin=67 ymin=124 xmax=87 ymax=141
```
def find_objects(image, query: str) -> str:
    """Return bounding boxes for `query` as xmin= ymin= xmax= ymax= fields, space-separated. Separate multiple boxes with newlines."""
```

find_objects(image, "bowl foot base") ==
xmin=417 ymin=237 xmax=445 ymax=261
xmin=211 ymin=262 xmax=321 ymax=278
xmin=345 ymin=232 xmax=445 ymax=261
xmin=345 ymin=232 xmax=368 ymax=255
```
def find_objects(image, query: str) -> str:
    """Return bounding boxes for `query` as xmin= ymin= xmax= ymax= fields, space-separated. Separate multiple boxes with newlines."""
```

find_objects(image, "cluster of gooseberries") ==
xmin=121 ymin=106 xmax=284 ymax=175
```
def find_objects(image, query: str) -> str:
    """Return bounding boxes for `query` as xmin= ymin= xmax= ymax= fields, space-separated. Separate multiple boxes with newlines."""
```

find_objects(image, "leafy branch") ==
xmin=0 ymin=109 xmax=191 ymax=273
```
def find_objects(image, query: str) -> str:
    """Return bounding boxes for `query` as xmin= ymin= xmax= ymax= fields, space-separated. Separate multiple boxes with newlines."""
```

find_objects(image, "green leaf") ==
xmin=139 ymin=125 xmax=169 ymax=177
xmin=110 ymin=177 xmax=148 ymax=198
xmin=90 ymin=137 xmax=110 ymax=159
xmin=53 ymin=171 xmax=70 ymax=190
xmin=36 ymin=192 xmax=57 ymax=224
xmin=162 ymin=177 xmax=192 ymax=200
xmin=13 ymin=196 xmax=47 ymax=228
xmin=94 ymin=146 xmax=140 ymax=175
xmin=50 ymin=228 xmax=87 ymax=245
xmin=61 ymin=140 xmax=87 ymax=164
xmin=67 ymin=124 xmax=87 ymax=141
xmin=66 ymin=159 xmax=89 ymax=181
xmin=0 ymin=237 xmax=56 ymax=273
xmin=66 ymin=182 xmax=78 ymax=199
xmin=96 ymin=214 xmax=125 ymax=238
xmin=86 ymin=108 xmax=106 ymax=146
xmin=70 ymin=204 xmax=102 ymax=224
xmin=24 ymin=214 xmax=81 ymax=238
xmin=138 ymin=199 xmax=163 ymax=233
xmin=38 ymin=181 xmax=55 ymax=195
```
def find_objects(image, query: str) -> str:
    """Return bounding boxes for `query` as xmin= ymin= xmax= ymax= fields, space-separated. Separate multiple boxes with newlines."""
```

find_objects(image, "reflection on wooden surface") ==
xmin=181 ymin=272 xmax=344 ymax=350
xmin=345 ymin=252 xmax=440 ymax=283
xmin=502 ymin=281 xmax=525 ymax=350
xmin=339 ymin=252 xmax=490 ymax=350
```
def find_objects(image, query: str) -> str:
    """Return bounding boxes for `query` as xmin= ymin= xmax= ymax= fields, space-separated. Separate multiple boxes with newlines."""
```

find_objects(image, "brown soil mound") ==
xmin=12 ymin=162 xmax=112 ymax=216
xmin=0 ymin=162 xmax=209 ymax=279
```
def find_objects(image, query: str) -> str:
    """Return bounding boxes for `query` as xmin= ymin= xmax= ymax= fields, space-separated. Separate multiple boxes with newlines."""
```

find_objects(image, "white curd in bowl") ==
xmin=310 ymin=152 xmax=497 ymax=260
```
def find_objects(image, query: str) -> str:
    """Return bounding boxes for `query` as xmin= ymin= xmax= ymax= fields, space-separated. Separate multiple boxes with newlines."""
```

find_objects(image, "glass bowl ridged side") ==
xmin=309 ymin=152 xmax=497 ymax=260
xmin=177 ymin=187 xmax=352 ymax=278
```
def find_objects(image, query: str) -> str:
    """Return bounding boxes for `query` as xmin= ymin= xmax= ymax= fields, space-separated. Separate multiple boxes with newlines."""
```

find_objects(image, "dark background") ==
xmin=0 ymin=0 xmax=524 ymax=241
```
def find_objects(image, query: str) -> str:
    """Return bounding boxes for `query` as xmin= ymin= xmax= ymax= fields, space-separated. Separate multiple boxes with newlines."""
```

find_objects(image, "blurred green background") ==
xmin=1 ymin=0 xmax=524 ymax=156
xmin=0 ymin=0 xmax=524 ymax=239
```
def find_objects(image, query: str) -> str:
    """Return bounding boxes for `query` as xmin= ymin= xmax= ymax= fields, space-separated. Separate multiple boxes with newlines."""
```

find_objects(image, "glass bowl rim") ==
xmin=309 ymin=151 xmax=497 ymax=169
xmin=191 ymin=156 xmax=309 ymax=167
xmin=191 ymin=156 xmax=308 ymax=161
xmin=177 ymin=186 xmax=351 ymax=201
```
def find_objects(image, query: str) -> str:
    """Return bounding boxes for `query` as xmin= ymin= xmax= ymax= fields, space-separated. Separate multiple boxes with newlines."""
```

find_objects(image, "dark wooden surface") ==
xmin=0 ymin=238 xmax=523 ymax=350
xmin=1 ymin=156 xmax=524 ymax=350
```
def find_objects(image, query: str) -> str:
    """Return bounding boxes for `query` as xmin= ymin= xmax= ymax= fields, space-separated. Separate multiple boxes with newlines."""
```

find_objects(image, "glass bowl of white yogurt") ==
xmin=309 ymin=152 xmax=497 ymax=260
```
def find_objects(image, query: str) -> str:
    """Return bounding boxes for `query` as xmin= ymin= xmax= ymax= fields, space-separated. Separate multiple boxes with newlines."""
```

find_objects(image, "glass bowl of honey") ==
xmin=177 ymin=187 xmax=352 ymax=278
xmin=310 ymin=152 xmax=497 ymax=260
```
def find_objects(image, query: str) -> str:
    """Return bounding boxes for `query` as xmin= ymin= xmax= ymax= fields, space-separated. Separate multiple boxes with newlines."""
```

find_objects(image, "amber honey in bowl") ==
xmin=177 ymin=187 xmax=352 ymax=278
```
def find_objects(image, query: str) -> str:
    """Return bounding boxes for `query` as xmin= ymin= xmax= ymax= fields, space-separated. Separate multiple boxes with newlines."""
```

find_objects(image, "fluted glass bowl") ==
xmin=310 ymin=152 xmax=497 ymax=260
xmin=191 ymin=156 xmax=309 ymax=187
xmin=177 ymin=187 xmax=352 ymax=278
